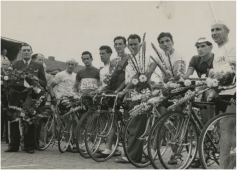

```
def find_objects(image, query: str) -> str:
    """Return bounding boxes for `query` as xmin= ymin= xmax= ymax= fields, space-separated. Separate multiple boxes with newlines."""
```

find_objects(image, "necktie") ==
xmin=25 ymin=61 xmax=29 ymax=68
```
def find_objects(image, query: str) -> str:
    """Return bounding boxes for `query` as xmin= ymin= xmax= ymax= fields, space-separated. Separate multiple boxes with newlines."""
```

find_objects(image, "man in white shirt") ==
xmin=50 ymin=59 xmax=77 ymax=99
xmin=92 ymin=45 xmax=113 ymax=94
xmin=211 ymin=21 xmax=236 ymax=169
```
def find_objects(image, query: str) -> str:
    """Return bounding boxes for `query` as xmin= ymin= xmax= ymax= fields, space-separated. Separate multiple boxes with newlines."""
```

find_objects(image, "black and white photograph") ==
xmin=1 ymin=1 xmax=236 ymax=169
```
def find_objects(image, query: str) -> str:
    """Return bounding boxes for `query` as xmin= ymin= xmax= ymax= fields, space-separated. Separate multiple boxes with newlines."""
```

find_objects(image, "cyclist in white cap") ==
xmin=185 ymin=37 xmax=214 ymax=78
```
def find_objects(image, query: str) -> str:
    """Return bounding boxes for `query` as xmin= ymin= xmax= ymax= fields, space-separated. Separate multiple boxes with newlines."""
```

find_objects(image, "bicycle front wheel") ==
xmin=85 ymin=111 xmax=119 ymax=162
xmin=34 ymin=115 xmax=54 ymax=151
xmin=147 ymin=112 xmax=175 ymax=169
xmin=75 ymin=110 xmax=94 ymax=158
xmin=123 ymin=113 xmax=150 ymax=168
xmin=199 ymin=112 xmax=236 ymax=169
xmin=156 ymin=112 xmax=198 ymax=169
xmin=58 ymin=114 xmax=73 ymax=153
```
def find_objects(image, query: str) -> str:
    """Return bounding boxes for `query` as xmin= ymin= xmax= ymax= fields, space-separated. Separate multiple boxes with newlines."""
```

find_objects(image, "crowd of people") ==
xmin=1 ymin=21 xmax=236 ymax=169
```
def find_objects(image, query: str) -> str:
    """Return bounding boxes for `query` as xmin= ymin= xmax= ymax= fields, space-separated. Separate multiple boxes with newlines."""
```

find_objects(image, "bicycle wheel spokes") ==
xmin=85 ymin=111 xmax=119 ymax=162
xmin=157 ymin=112 xmax=197 ymax=169
xmin=199 ymin=113 xmax=236 ymax=169
xmin=58 ymin=119 xmax=73 ymax=153
xmin=34 ymin=116 xmax=54 ymax=151
xmin=76 ymin=111 xmax=94 ymax=158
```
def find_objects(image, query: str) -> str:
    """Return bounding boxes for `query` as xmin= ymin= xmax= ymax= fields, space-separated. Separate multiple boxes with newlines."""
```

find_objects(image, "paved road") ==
xmin=1 ymin=142 xmax=153 ymax=169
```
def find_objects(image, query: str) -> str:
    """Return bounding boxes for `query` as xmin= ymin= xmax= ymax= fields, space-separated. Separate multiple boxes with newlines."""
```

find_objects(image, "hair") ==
xmin=31 ymin=53 xmax=44 ymax=60
xmin=157 ymin=32 xmax=174 ymax=44
xmin=127 ymin=34 xmax=141 ymax=43
xmin=81 ymin=51 xmax=93 ymax=59
xmin=99 ymin=45 xmax=113 ymax=54
xmin=31 ymin=54 xmax=38 ymax=60
xmin=21 ymin=43 xmax=32 ymax=50
xmin=1 ymin=48 xmax=7 ymax=51
xmin=113 ymin=36 xmax=126 ymax=45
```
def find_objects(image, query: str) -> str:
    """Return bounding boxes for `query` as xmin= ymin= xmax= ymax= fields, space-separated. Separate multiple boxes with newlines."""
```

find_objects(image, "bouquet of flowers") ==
xmin=208 ymin=68 xmax=235 ymax=87
xmin=128 ymin=33 xmax=151 ymax=92
xmin=1 ymin=65 xmax=45 ymax=94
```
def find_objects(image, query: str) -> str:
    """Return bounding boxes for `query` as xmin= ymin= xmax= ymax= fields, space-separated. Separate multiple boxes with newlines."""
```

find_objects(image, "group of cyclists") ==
xmin=2 ymin=21 xmax=236 ymax=169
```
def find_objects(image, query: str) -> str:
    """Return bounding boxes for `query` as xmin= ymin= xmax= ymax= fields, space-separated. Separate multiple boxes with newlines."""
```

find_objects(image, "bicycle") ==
xmin=34 ymin=90 xmax=63 ymax=151
xmin=198 ymin=88 xmax=236 ymax=169
xmin=57 ymin=95 xmax=83 ymax=153
xmin=123 ymin=101 xmax=163 ymax=168
xmin=153 ymin=85 xmax=235 ymax=169
xmin=84 ymin=92 xmax=127 ymax=162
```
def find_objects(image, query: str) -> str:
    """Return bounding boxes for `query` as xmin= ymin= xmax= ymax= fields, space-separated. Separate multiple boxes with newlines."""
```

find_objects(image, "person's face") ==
xmin=66 ymin=62 xmax=76 ymax=73
xmin=100 ymin=49 xmax=111 ymax=64
xmin=2 ymin=61 xmax=10 ymax=70
xmin=114 ymin=39 xmax=126 ymax=54
xmin=2 ymin=49 xmax=7 ymax=56
xmin=211 ymin=24 xmax=228 ymax=45
xmin=21 ymin=46 xmax=33 ymax=60
xmin=82 ymin=54 xmax=92 ymax=67
xmin=196 ymin=42 xmax=212 ymax=57
xmin=158 ymin=36 xmax=174 ymax=53
xmin=128 ymin=38 xmax=140 ymax=55
xmin=36 ymin=55 xmax=45 ymax=64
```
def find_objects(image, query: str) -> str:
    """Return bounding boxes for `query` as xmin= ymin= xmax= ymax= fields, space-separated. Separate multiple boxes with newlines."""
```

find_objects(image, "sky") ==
xmin=1 ymin=1 xmax=236 ymax=68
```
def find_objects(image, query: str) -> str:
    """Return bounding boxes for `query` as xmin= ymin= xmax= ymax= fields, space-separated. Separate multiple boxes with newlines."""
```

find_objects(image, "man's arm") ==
xmin=73 ymin=80 xmax=80 ymax=93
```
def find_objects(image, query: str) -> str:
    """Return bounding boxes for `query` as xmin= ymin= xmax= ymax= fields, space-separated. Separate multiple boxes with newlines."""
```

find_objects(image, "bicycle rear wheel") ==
xmin=123 ymin=113 xmax=150 ymax=168
xmin=85 ymin=111 xmax=119 ymax=162
xmin=156 ymin=112 xmax=198 ymax=169
xmin=199 ymin=112 xmax=236 ymax=169
xmin=34 ymin=115 xmax=54 ymax=151
xmin=58 ymin=114 xmax=73 ymax=153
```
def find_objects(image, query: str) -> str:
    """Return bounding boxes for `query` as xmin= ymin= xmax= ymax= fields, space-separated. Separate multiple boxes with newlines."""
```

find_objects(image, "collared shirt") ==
xmin=154 ymin=49 xmax=186 ymax=79
xmin=188 ymin=53 xmax=214 ymax=77
xmin=100 ymin=63 xmax=110 ymax=88
xmin=23 ymin=59 xmax=32 ymax=65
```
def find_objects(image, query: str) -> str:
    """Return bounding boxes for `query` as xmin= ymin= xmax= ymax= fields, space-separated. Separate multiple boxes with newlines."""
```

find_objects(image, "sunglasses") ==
xmin=196 ymin=45 xmax=207 ymax=49
xmin=22 ymin=49 xmax=31 ymax=52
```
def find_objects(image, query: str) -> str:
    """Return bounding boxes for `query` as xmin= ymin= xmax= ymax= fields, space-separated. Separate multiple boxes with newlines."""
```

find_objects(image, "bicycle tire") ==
xmin=148 ymin=112 xmax=176 ymax=169
xmin=58 ymin=114 xmax=73 ymax=153
xmin=123 ymin=113 xmax=151 ymax=168
xmin=34 ymin=115 xmax=54 ymax=151
xmin=156 ymin=111 xmax=198 ymax=169
xmin=76 ymin=110 xmax=94 ymax=158
xmin=198 ymin=112 xmax=236 ymax=169
xmin=85 ymin=110 xmax=120 ymax=162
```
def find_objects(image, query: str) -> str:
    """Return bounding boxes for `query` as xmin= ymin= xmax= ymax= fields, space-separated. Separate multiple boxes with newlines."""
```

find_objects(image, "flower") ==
xmin=8 ymin=67 xmax=13 ymax=70
xmin=206 ymin=78 xmax=213 ymax=87
xmin=184 ymin=79 xmax=191 ymax=86
xmin=132 ymin=78 xmax=139 ymax=85
xmin=201 ymin=74 xmax=206 ymax=78
xmin=4 ymin=76 xmax=9 ymax=81
xmin=196 ymin=81 xmax=202 ymax=85
xmin=139 ymin=75 xmax=147 ymax=82
xmin=152 ymin=90 xmax=160 ymax=96
xmin=212 ymin=79 xmax=219 ymax=87
xmin=188 ymin=75 xmax=196 ymax=79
